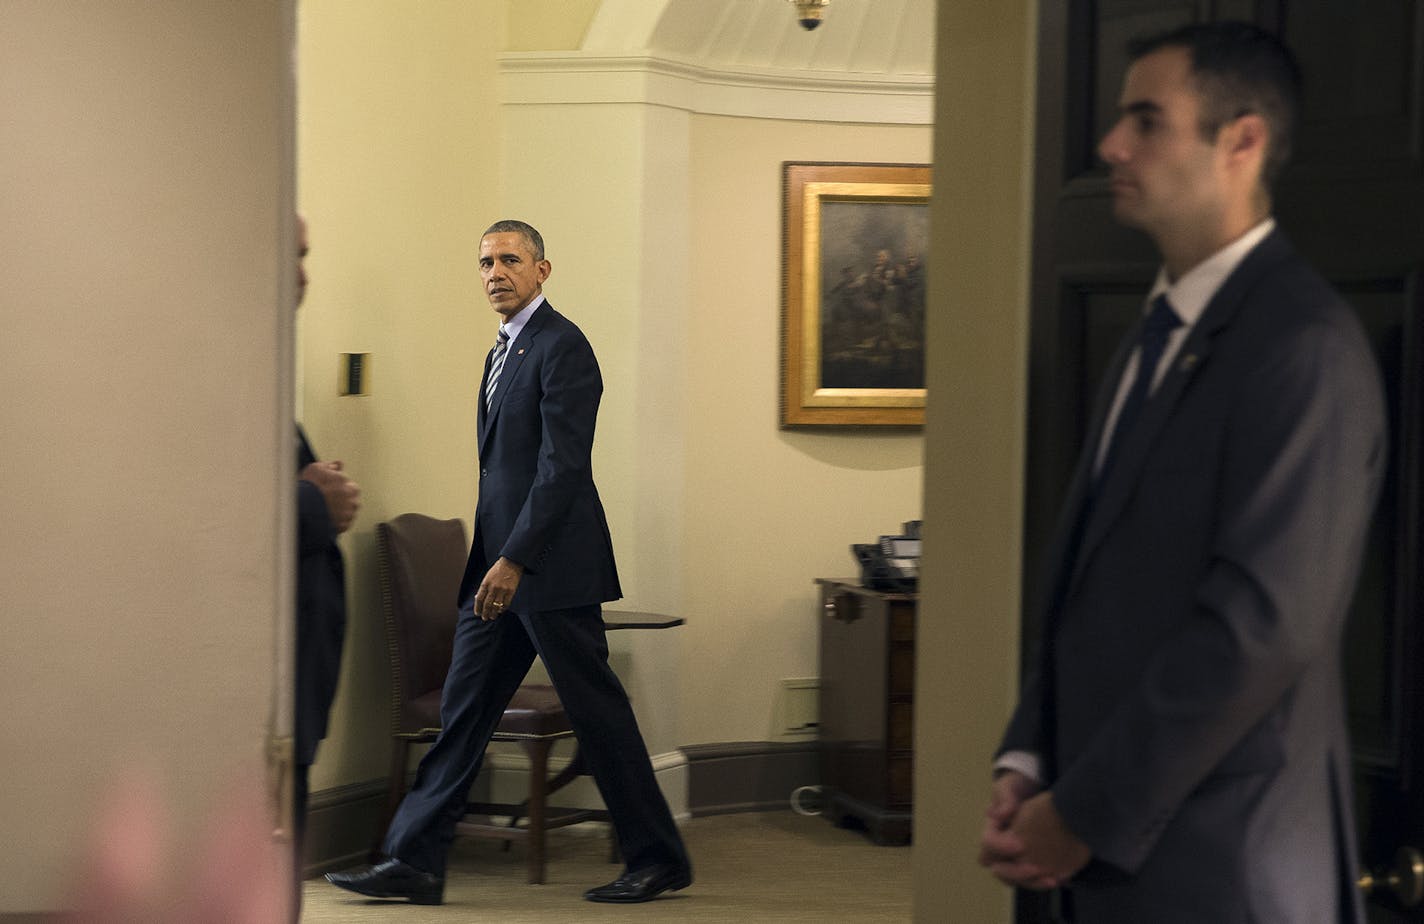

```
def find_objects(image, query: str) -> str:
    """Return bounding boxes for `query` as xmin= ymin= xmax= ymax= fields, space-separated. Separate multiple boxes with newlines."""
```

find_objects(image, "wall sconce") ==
xmin=788 ymin=0 xmax=830 ymax=31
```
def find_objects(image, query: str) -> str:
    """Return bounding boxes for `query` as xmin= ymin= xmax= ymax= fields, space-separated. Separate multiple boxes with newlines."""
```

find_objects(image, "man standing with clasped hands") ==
xmin=328 ymin=220 xmax=691 ymax=906
xmin=980 ymin=23 xmax=1385 ymax=923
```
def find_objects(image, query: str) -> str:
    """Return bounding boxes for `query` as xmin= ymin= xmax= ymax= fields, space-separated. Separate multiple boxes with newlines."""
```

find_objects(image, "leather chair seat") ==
xmin=497 ymin=685 xmax=575 ymax=739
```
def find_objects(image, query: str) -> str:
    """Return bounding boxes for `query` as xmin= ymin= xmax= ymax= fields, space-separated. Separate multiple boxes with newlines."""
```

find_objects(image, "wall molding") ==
xmin=499 ymin=52 xmax=933 ymax=124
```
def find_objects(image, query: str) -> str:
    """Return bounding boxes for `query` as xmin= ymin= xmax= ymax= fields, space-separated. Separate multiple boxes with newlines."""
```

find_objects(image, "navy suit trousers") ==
xmin=382 ymin=603 xmax=687 ymax=878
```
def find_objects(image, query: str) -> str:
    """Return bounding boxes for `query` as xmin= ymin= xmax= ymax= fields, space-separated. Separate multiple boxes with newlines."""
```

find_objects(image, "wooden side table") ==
xmin=816 ymin=579 xmax=915 ymax=845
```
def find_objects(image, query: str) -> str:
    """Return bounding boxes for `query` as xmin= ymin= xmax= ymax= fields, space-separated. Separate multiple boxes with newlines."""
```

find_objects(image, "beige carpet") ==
xmin=301 ymin=811 xmax=911 ymax=923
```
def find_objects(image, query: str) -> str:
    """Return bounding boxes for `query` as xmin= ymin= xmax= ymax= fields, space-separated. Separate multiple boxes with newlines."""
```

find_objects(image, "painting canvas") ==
xmin=818 ymin=200 xmax=929 ymax=390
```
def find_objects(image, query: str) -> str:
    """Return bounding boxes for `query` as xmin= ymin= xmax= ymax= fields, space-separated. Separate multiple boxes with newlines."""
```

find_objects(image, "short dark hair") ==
xmin=1130 ymin=21 xmax=1303 ymax=187
xmin=483 ymin=219 xmax=545 ymax=261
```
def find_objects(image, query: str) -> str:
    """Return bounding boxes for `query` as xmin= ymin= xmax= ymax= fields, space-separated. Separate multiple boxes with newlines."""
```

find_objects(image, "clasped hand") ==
xmin=978 ymin=770 xmax=1091 ymax=891
xmin=300 ymin=460 xmax=360 ymax=533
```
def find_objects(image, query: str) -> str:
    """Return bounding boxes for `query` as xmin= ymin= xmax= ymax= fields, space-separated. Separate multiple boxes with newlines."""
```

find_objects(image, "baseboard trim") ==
xmin=682 ymin=740 xmax=820 ymax=817
xmin=304 ymin=747 xmax=691 ymax=875
xmin=305 ymin=740 xmax=820 ymax=872
xmin=303 ymin=778 xmax=388 ymax=876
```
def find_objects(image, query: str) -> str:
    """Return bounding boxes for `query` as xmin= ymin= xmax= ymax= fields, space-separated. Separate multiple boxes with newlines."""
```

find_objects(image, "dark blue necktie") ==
xmin=1097 ymin=294 xmax=1181 ymax=486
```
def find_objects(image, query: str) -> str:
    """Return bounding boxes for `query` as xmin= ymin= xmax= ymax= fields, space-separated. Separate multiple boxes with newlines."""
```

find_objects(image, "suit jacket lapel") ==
xmin=1071 ymin=329 xmax=1213 ymax=589
xmin=1066 ymin=231 xmax=1293 ymax=596
xmin=478 ymin=301 xmax=551 ymax=457
xmin=1043 ymin=329 xmax=1131 ymax=603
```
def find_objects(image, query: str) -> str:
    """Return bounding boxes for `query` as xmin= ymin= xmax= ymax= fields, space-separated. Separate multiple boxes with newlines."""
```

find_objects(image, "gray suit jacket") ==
xmin=1003 ymin=231 xmax=1385 ymax=923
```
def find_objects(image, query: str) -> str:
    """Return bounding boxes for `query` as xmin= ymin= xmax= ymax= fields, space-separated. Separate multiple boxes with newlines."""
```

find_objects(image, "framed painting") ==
xmin=780 ymin=161 xmax=931 ymax=428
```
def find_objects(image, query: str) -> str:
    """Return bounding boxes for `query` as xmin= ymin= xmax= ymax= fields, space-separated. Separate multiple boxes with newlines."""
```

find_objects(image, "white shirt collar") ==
xmin=499 ymin=294 xmax=545 ymax=344
xmin=1093 ymin=218 xmax=1276 ymax=477
xmin=1147 ymin=218 xmax=1275 ymax=326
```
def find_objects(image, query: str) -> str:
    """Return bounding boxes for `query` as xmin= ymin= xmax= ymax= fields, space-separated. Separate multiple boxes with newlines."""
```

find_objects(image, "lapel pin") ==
xmin=518 ymin=349 xmax=525 ymax=355
xmin=1178 ymin=353 xmax=1199 ymax=372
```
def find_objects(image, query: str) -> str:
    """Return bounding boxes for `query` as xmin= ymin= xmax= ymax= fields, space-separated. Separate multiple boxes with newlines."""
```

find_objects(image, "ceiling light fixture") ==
xmin=788 ymin=0 xmax=830 ymax=31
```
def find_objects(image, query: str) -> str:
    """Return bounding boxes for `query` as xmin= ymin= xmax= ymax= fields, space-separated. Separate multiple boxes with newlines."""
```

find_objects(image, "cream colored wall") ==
xmin=496 ymin=96 xmax=928 ymax=747
xmin=493 ymin=94 xmax=694 ymax=757
xmin=298 ymin=47 xmax=1031 ymax=924
xmin=298 ymin=1 xmax=934 ymax=789
xmin=0 ymin=0 xmax=1030 ymax=916
xmin=914 ymin=0 xmax=1034 ymax=920
xmin=683 ymin=115 xmax=929 ymax=743
xmin=0 ymin=1 xmax=290 ymax=912
xmin=504 ymin=0 xmax=600 ymax=51
xmin=297 ymin=0 xmax=503 ymax=791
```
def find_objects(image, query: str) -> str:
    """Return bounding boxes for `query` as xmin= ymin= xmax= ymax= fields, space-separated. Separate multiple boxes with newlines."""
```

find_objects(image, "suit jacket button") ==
xmin=480 ymin=469 xmax=488 ymax=478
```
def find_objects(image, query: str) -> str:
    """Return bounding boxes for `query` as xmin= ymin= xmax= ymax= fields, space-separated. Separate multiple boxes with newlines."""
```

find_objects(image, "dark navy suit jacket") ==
xmin=1002 ymin=231 xmax=1384 ymax=923
xmin=459 ymin=300 xmax=621 ymax=614
xmin=296 ymin=428 xmax=346 ymax=766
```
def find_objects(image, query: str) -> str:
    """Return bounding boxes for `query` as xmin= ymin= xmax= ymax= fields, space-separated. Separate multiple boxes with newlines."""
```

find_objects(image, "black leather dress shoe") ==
xmin=325 ymin=858 xmax=444 ymax=905
xmin=583 ymin=863 xmax=693 ymax=903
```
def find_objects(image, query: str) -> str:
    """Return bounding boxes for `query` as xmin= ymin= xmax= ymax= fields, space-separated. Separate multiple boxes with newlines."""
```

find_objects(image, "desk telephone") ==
xmin=852 ymin=520 xmax=921 ymax=592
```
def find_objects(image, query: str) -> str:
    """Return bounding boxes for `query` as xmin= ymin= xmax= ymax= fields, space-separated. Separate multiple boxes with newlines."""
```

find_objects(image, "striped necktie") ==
xmin=485 ymin=328 xmax=510 ymax=411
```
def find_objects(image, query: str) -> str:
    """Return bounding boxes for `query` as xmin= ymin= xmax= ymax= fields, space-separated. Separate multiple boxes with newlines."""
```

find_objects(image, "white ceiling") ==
xmin=595 ymin=0 xmax=935 ymax=78
xmin=503 ymin=1 xmax=935 ymax=123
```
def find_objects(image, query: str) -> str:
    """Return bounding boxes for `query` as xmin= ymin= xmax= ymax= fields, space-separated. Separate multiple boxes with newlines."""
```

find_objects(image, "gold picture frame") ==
xmin=781 ymin=162 xmax=931 ymax=428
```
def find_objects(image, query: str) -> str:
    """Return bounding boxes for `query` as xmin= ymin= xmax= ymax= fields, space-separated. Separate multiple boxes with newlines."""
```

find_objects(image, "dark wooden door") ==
xmin=1025 ymin=2 xmax=1424 ymax=921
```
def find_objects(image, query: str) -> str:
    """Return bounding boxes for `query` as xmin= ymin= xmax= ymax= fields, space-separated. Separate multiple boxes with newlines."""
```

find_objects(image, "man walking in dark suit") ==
xmin=979 ymin=23 xmax=1385 ymax=923
xmin=328 ymin=219 xmax=691 ymax=906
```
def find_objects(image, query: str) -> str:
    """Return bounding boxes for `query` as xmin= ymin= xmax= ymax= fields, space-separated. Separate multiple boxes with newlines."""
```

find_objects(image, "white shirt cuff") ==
xmin=993 ymin=749 xmax=1043 ymax=784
